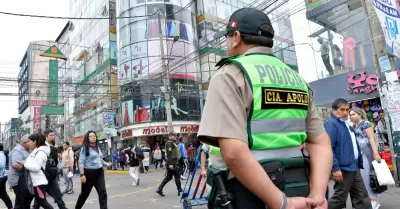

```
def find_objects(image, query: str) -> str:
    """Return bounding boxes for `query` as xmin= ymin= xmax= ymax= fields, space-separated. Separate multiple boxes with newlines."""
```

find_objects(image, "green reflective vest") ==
xmin=209 ymin=53 xmax=310 ymax=158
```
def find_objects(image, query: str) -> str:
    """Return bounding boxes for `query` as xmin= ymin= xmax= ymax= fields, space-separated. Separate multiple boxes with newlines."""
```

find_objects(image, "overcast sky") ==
xmin=0 ymin=0 xmax=69 ymax=127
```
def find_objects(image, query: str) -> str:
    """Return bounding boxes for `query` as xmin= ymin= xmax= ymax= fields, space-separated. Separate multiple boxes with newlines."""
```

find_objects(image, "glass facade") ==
xmin=197 ymin=0 xmax=299 ymax=98
xmin=66 ymin=0 xmax=118 ymax=141
xmin=302 ymin=0 xmax=375 ymax=81
xmin=116 ymin=0 xmax=201 ymax=126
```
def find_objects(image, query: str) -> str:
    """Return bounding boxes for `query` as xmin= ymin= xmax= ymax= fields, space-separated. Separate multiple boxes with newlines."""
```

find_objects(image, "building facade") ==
xmin=116 ymin=0 xmax=201 ymax=148
xmin=66 ymin=0 xmax=118 ymax=157
xmin=17 ymin=41 xmax=65 ymax=144
xmin=2 ymin=118 xmax=23 ymax=150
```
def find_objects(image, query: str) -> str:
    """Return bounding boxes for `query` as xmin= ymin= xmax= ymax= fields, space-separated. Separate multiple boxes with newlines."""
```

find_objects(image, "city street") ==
xmin=0 ymin=169 xmax=208 ymax=209
xmin=0 ymin=170 xmax=399 ymax=209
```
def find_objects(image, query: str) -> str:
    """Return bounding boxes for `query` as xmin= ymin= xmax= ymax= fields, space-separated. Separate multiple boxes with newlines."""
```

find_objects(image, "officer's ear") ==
xmin=231 ymin=31 xmax=242 ymax=48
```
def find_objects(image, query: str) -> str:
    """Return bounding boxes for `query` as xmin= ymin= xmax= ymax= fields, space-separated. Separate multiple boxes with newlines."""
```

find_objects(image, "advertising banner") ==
xmin=103 ymin=112 xmax=116 ymax=134
xmin=372 ymin=0 xmax=400 ymax=58
xmin=48 ymin=60 xmax=59 ymax=104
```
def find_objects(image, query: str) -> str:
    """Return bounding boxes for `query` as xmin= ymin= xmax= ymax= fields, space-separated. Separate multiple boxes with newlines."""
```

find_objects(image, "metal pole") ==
xmin=158 ymin=11 xmax=173 ymax=133
xmin=363 ymin=0 xmax=399 ymax=184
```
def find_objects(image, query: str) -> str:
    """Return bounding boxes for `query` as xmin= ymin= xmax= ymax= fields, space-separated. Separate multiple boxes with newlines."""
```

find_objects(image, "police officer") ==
xmin=156 ymin=132 xmax=182 ymax=196
xmin=197 ymin=8 xmax=333 ymax=209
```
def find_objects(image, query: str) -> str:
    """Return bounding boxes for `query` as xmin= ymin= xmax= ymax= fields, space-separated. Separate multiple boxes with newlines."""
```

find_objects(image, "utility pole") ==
xmin=158 ymin=11 xmax=174 ymax=133
xmin=363 ymin=0 xmax=399 ymax=184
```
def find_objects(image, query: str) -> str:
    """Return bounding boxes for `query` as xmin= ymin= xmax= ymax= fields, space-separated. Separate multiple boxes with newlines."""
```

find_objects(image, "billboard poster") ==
xmin=372 ymin=0 xmax=400 ymax=58
xmin=121 ymin=100 xmax=134 ymax=125
xmin=133 ymin=98 xmax=151 ymax=123
xmin=110 ymin=41 xmax=117 ymax=60
xmin=119 ymin=61 xmax=132 ymax=85
xmin=103 ymin=112 xmax=115 ymax=130
xmin=131 ymin=42 xmax=148 ymax=59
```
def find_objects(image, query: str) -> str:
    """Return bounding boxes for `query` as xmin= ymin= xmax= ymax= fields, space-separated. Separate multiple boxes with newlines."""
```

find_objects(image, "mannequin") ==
xmin=342 ymin=31 xmax=356 ymax=71
xmin=317 ymin=37 xmax=334 ymax=76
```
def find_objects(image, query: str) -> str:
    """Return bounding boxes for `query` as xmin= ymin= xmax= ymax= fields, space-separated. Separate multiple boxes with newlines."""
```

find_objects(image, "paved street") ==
xmin=0 ymin=170 xmax=399 ymax=209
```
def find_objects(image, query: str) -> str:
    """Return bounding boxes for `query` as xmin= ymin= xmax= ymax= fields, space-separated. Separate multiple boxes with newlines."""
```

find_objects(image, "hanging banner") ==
xmin=48 ymin=60 xmax=59 ymax=104
xmin=372 ymin=0 xmax=400 ymax=58
xmin=33 ymin=106 xmax=41 ymax=133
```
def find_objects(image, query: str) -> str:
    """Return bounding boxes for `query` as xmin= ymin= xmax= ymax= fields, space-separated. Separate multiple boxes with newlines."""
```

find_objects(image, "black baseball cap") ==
xmin=213 ymin=8 xmax=274 ymax=39
xmin=169 ymin=132 xmax=177 ymax=136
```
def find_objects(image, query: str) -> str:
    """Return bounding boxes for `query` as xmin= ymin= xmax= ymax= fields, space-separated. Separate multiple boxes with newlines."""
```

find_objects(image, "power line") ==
xmin=0 ymin=1 xmax=195 ymax=20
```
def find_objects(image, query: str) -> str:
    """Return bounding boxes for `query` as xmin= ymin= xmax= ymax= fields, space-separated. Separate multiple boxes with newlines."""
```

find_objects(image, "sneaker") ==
xmin=156 ymin=190 xmax=165 ymax=197
xmin=178 ymin=189 xmax=183 ymax=196
xmin=372 ymin=201 xmax=381 ymax=209
xmin=67 ymin=189 xmax=74 ymax=194
xmin=180 ymin=175 xmax=187 ymax=180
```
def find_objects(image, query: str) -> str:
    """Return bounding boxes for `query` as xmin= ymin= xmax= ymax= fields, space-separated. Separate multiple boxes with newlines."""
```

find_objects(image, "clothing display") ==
xmin=322 ymin=54 xmax=334 ymax=76
xmin=351 ymin=98 xmax=382 ymax=128
xmin=358 ymin=45 xmax=367 ymax=68
xmin=343 ymin=37 xmax=356 ymax=72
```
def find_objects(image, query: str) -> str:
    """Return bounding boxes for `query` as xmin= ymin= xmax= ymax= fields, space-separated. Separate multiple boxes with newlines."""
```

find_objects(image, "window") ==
xmin=216 ymin=1 xmax=231 ymax=20
xmin=119 ymin=26 xmax=130 ymax=50
xmin=130 ymin=20 xmax=147 ymax=43
xmin=130 ymin=6 xmax=146 ymax=23
xmin=204 ymin=0 xmax=217 ymax=16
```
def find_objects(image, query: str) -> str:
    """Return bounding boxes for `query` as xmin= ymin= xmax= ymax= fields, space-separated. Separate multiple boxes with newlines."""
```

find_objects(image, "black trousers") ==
xmin=158 ymin=164 xmax=182 ymax=192
xmin=32 ymin=178 xmax=66 ymax=209
xmin=155 ymin=159 xmax=163 ymax=169
xmin=25 ymin=185 xmax=54 ymax=209
xmin=328 ymin=170 xmax=372 ymax=209
xmin=179 ymin=158 xmax=187 ymax=176
xmin=75 ymin=168 xmax=108 ymax=209
xmin=0 ymin=176 xmax=13 ymax=209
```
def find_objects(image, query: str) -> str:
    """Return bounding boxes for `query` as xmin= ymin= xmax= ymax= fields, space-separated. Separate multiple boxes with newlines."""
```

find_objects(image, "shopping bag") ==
xmin=372 ymin=160 xmax=395 ymax=186
xmin=67 ymin=171 xmax=74 ymax=178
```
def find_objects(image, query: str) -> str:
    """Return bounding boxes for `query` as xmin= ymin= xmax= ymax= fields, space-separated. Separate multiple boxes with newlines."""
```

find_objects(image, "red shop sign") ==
xmin=180 ymin=125 xmax=199 ymax=133
xmin=347 ymin=72 xmax=378 ymax=94
xmin=122 ymin=129 xmax=133 ymax=138
xmin=143 ymin=126 xmax=168 ymax=135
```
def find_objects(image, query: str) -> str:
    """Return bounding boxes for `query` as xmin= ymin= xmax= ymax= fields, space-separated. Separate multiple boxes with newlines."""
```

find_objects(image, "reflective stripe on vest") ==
xmin=226 ymin=53 xmax=310 ymax=150
xmin=209 ymin=146 xmax=303 ymax=159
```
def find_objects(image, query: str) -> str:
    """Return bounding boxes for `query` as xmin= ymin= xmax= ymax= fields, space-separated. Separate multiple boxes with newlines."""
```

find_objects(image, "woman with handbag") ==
xmin=350 ymin=108 xmax=382 ymax=209
xmin=0 ymin=143 xmax=13 ymax=209
xmin=17 ymin=134 xmax=54 ymax=209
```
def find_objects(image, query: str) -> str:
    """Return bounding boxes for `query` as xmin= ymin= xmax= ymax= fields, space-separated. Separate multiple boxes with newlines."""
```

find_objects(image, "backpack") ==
xmin=135 ymin=148 xmax=144 ymax=159
xmin=35 ymin=150 xmax=58 ymax=180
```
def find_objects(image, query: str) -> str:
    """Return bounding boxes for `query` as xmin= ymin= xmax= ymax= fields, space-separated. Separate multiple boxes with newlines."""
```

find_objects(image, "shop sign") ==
xmin=347 ymin=71 xmax=379 ymax=94
xmin=180 ymin=125 xmax=199 ymax=133
xmin=29 ymin=100 xmax=47 ymax=106
xmin=143 ymin=126 xmax=168 ymax=135
xmin=122 ymin=129 xmax=133 ymax=138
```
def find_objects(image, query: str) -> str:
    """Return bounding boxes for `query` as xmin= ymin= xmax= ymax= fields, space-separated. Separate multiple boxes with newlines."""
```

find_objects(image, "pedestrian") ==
xmin=61 ymin=142 xmax=74 ymax=194
xmin=112 ymin=151 xmax=119 ymax=170
xmin=186 ymin=143 xmax=196 ymax=173
xmin=75 ymin=130 xmax=112 ymax=209
xmin=0 ymin=143 xmax=13 ymax=209
xmin=32 ymin=129 xmax=67 ymax=209
xmin=8 ymin=134 xmax=30 ymax=209
xmin=141 ymin=145 xmax=151 ymax=173
xmin=156 ymin=132 xmax=182 ymax=197
xmin=178 ymin=137 xmax=187 ymax=180
xmin=17 ymin=133 xmax=54 ymax=209
xmin=197 ymin=7 xmax=333 ymax=209
xmin=153 ymin=146 xmax=162 ymax=169
xmin=325 ymin=99 xmax=372 ymax=209
xmin=350 ymin=107 xmax=382 ymax=208
xmin=118 ymin=148 xmax=126 ymax=170
xmin=126 ymin=146 xmax=140 ymax=186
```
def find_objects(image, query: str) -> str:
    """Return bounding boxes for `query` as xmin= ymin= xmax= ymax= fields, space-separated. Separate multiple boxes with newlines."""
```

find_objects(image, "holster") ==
xmin=208 ymin=154 xmax=310 ymax=209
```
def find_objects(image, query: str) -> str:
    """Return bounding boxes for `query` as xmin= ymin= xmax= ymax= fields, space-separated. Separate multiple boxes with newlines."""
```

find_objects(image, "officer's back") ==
xmin=198 ymin=7 xmax=332 ymax=209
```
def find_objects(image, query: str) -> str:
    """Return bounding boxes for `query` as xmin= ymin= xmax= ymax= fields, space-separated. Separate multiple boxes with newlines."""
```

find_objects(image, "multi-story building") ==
xmin=115 ymin=0 xmax=300 ymax=148
xmin=116 ymin=0 xmax=202 ymax=148
xmin=2 ymin=118 xmax=23 ymax=150
xmin=66 ymin=0 xmax=118 ymax=156
xmin=17 ymin=41 xmax=65 ymax=145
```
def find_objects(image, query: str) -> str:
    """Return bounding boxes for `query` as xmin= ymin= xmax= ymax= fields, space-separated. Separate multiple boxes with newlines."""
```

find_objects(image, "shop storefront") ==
xmin=119 ymin=122 xmax=200 ymax=149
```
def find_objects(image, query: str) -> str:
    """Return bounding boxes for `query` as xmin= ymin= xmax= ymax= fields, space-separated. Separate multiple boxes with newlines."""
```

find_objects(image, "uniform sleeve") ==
xmin=305 ymin=89 xmax=325 ymax=141
xmin=197 ymin=67 xmax=248 ymax=147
